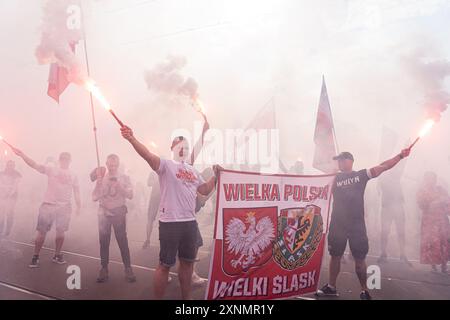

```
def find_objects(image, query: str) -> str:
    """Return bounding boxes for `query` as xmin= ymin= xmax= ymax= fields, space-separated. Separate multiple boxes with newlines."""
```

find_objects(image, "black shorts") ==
xmin=159 ymin=220 xmax=199 ymax=268
xmin=327 ymin=219 xmax=368 ymax=260
xmin=196 ymin=225 xmax=204 ymax=248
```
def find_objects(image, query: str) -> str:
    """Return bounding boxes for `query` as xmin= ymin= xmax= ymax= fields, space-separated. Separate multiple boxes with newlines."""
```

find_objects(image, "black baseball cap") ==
xmin=333 ymin=152 xmax=354 ymax=161
xmin=171 ymin=136 xmax=186 ymax=149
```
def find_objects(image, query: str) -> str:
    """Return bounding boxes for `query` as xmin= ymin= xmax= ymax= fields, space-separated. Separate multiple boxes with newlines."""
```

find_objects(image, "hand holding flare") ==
xmin=84 ymin=80 xmax=125 ymax=127
xmin=0 ymin=135 xmax=22 ymax=157
xmin=0 ymin=135 xmax=14 ymax=149
xmin=192 ymin=97 xmax=207 ymax=122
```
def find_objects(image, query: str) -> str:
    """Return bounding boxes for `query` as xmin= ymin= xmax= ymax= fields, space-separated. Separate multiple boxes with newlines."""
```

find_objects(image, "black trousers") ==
xmin=98 ymin=213 xmax=131 ymax=268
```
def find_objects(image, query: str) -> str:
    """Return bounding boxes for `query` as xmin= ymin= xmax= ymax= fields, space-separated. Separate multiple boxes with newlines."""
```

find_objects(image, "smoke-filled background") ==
xmin=35 ymin=0 xmax=85 ymax=83
xmin=1 ymin=0 xmax=450 ymax=298
xmin=2 ymin=0 xmax=449 ymax=172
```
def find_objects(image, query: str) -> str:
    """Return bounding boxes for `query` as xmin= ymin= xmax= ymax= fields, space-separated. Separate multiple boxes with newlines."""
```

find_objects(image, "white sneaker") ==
xmin=52 ymin=254 xmax=67 ymax=265
xmin=192 ymin=272 xmax=208 ymax=287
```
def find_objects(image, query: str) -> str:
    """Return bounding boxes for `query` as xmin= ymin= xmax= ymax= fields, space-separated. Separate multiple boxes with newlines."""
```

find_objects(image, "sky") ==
xmin=1 ymin=0 xmax=450 ymax=188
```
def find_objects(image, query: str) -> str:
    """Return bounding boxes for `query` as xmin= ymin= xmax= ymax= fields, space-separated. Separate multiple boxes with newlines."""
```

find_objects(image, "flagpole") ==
xmin=332 ymin=124 xmax=340 ymax=154
xmin=272 ymin=96 xmax=286 ymax=173
xmin=80 ymin=0 xmax=101 ymax=168
xmin=323 ymin=75 xmax=340 ymax=154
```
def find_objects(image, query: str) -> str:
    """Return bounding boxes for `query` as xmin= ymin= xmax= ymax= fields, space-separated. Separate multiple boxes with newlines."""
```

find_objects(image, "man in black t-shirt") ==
xmin=316 ymin=149 xmax=410 ymax=300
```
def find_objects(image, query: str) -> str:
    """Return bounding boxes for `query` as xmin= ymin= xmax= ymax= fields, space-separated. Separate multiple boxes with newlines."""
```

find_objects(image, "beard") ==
xmin=173 ymin=150 xmax=188 ymax=162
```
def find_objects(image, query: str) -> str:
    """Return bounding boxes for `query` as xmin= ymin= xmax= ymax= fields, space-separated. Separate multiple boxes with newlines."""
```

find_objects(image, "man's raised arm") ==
xmin=12 ymin=148 xmax=46 ymax=174
xmin=190 ymin=118 xmax=210 ymax=165
xmin=120 ymin=125 xmax=161 ymax=172
xmin=369 ymin=148 xmax=411 ymax=179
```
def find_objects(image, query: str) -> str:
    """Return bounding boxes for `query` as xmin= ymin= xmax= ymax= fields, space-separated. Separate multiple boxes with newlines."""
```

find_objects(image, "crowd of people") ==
xmin=0 ymin=119 xmax=449 ymax=300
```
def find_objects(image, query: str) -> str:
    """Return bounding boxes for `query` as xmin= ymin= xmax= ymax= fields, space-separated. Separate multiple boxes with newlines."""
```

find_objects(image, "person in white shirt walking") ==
xmin=12 ymin=149 xmax=81 ymax=268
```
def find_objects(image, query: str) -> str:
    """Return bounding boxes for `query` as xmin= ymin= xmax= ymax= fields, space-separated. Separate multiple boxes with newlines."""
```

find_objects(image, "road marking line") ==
xmin=364 ymin=253 xmax=420 ymax=264
xmin=127 ymin=239 xmax=211 ymax=256
xmin=294 ymin=296 xmax=316 ymax=300
xmin=0 ymin=280 xmax=59 ymax=300
xmin=323 ymin=269 xmax=450 ymax=288
xmin=5 ymin=239 xmax=179 ymax=277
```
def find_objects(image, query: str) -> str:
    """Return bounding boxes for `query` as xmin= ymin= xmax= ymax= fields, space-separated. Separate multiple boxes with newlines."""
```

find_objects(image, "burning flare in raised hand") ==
xmin=193 ymin=98 xmax=206 ymax=115
xmin=418 ymin=119 xmax=435 ymax=138
xmin=0 ymin=135 xmax=12 ymax=148
xmin=84 ymin=80 xmax=111 ymax=111
xmin=408 ymin=119 xmax=436 ymax=150
xmin=84 ymin=79 xmax=124 ymax=127
xmin=0 ymin=135 xmax=19 ymax=156
xmin=192 ymin=97 xmax=208 ymax=122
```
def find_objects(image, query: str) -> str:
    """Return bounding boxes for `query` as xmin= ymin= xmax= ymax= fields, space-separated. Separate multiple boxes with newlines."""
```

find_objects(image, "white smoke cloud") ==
xmin=144 ymin=55 xmax=199 ymax=102
xmin=35 ymin=0 xmax=85 ymax=84
xmin=402 ymin=48 xmax=450 ymax=121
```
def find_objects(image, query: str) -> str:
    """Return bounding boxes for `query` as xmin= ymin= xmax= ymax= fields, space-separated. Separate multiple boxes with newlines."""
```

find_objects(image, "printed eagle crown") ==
xmin=246 ymin=211 xmax=256 ymax=218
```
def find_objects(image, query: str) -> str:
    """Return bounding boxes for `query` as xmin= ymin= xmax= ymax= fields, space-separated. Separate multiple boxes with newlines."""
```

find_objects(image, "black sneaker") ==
xmin=29 ymin=255 xmax=39 ymax=268
xmin=52 ymin=254 xmax=67 ymax=265
xmin=97 ymin=267 xmax=109 ymax=283
xmin=125 ymin=267 xmax=136 ymax=283
xmin=315 ymin=284 xmax=339 ymax=297
xmin=360 ymin=290 xmax=372 ymax=300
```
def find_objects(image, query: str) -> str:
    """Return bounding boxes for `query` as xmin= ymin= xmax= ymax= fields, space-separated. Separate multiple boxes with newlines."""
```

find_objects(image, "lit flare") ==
xmin=85 ymin=80 xmax=111 ymax=111
xmin=84 ymin=80 xmax=124 ymax=127
xmin=418 ymin=119 xmax=434 ymax=138
xmin=408 ymin=119 xmax=436 ymax=150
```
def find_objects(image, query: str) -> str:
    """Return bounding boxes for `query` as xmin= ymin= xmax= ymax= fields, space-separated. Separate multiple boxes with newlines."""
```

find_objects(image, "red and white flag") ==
xmin=47 ymin=43 xmax=77 ymax=103
xmin=47 ymin=63 xmax=71 ymax=103
xmin=236 ymin=99 xmax=289 ymax=173
xmin=313 ymin=76 xmax=338 ymax=173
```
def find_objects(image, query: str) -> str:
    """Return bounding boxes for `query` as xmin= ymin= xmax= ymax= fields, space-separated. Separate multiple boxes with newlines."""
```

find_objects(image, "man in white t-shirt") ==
xmin=121 ymin=125 xmax=218 ymax=300
xmin=13 ymin=149 xmax=81 ymax=268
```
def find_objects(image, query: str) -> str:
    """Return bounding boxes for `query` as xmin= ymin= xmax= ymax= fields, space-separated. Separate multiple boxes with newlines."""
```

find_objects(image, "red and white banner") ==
xmin=206 ymin=170 xmax=335 ymax=300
